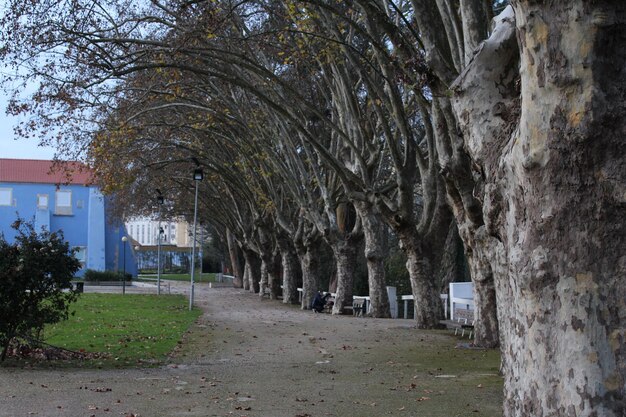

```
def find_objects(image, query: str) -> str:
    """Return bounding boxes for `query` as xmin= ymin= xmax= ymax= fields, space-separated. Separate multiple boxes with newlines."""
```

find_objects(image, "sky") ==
xmin=0 ymin=86 xmax=57 ymax=160
xmin=0 ymin=113 xmax=57 ymax=161
xmin=0 ymin=0 xmax=56 ymax=161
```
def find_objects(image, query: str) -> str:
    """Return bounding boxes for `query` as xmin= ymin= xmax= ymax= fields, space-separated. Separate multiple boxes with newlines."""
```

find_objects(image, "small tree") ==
xmin=0 ymin=219 xmax=81 ymax=361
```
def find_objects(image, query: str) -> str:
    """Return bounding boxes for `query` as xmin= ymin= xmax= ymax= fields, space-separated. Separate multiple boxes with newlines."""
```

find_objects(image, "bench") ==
xmin=449 ymin=282 xmax=474 ymax=320
xmin=323 ymin=296 xmax=335 ymax=314
xmin=352 ymin=298 xmax=366 ymax=317
xmin=440 ymin=308 xmax=474 ymax=338
xmin=320 ymin=295 xmax=354 ymax=315
xmin=401 ymin=294 xmax=449 ymax=319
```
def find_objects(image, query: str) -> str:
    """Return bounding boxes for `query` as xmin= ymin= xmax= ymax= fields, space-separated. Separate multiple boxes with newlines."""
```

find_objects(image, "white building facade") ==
xmin=126 ymin=216 xmax=192 ymax=247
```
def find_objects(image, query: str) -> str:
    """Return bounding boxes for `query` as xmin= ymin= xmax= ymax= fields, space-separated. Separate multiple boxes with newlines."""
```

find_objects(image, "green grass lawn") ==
xmin=44 ymin=293 xmax=202 ymax=366
xmin=137 ymin=272 xmax=217 ymax=283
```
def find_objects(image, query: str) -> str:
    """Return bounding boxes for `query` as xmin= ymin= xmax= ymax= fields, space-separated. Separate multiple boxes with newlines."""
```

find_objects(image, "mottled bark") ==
xmin=242 ymin=248 xmax=260 ymax=294
xmin=268 ymin=250 xmax=281 ymax=300
xmin=259 ymin=258 xmax=269 ymax=297
xmin=454 ymin=3 xmax=626 ymax=415
xmin=295 ymin=236 xmax=323 ymax=310
xmin=354 ymin=201 xmax=390 ymax=318
xmin=437 ymin=98 xmax=503 ymax=348
xmin=330 ymin=238 xmax=359 ymax=315
xmin=241 ymin=244 xmax=250 ymax=291
xmin=437 ymin=222 xmax=467 ymax=291
xmin=277 ymin=236 xmax=301 ymax=304
xmin=401 ymin=232 xmax=444 ymax=328
xmin=461 ymin=226 xmax=501 ymax=349
xmin=259 ymin=250 xmax=281 ymax=300
xmin=459 ymin=0 xmax=490 ymax=65
xmin=227 ymin=230 xmax=243 ymax=288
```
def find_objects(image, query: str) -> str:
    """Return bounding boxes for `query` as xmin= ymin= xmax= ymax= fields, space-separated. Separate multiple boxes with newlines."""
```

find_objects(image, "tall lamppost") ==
xmin=134 ymin=245 xmax=140 ymax=270
xmin=189 ymin=167 xmax=203 ymax=310
xmin=156 ymin=191 xmax=165 ymax=295
xmin=121 ymin=236 xmax=128 ymax=295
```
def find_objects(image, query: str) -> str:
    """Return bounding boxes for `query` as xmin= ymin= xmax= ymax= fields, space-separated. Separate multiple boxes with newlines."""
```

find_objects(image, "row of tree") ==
xmin=1 ymin=1 xmax=623 ymax=415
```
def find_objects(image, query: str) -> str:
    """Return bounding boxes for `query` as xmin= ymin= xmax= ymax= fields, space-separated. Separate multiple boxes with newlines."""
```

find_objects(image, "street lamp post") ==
xmin=157 ymin=193 xmax=164 ymax=295
xmin=134 ymin=246 xmax=140 ymax=270
xmin=189 ymin=167 xmax=203 ymax=310
xmin=121 ymin=236 xmax=128 ymax=295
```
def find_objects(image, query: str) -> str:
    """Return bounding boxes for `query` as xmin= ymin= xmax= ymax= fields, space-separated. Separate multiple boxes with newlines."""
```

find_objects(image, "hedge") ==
xmin=83 ymin=269 xmax=132 ymax=282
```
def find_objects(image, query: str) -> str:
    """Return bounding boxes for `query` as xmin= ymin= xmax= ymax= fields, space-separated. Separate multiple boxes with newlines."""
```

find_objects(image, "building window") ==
xmin=37 ymin=194 xmax=49 ymax=210
xmin=73 ymin=246 xmax=87 ymax=267
xmin=130 ymin=225 xmax=134 ymax=237
xmin=55 ymin=190 xmax=72 ymax=215
xmin=0 ymin=188 xmax=12 ymax=206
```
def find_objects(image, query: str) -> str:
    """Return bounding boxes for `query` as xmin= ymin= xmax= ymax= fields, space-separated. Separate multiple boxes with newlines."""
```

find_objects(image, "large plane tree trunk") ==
xmin=400 ymin=231 xmax=444 ymax=328
xmin=277 ymin=234 xmax=301 ymax=304
xmin=295 ymin=234 xmax=324 ymax=310
xmin=354 ymin=201 xmax=390 ymax=318
xmin=329 ymin=236 xmax=360 ymax=315
xmin=241 ymin=247 xmax=261 ymax=294
xmin=226 ymin=230 xmax=243 ymax=288
xmin=453 ymin=4 xmax=626 ymax=415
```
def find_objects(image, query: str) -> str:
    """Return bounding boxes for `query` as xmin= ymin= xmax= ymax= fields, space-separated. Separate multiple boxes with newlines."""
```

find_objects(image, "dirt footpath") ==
xmin=0 ymin=283 xmax=502 ymax=417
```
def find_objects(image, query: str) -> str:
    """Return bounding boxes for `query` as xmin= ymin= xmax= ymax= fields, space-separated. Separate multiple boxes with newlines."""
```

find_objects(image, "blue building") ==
xmin=0 ymin=158 xmax=136 ymax=277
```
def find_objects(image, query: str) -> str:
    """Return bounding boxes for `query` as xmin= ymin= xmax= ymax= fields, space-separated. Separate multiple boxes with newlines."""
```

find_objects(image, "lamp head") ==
xmin=193 ymin=168 xmax=204 ymax=181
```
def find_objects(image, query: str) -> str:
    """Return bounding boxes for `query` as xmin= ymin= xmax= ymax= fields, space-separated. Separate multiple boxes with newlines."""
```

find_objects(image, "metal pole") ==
xmin=157 ymin=206 xmax=162 ymax=295
xmin=122 ymin=240 xmax=126 ymax=295
xmin=189 ymin=179 xmax=199 ymax=310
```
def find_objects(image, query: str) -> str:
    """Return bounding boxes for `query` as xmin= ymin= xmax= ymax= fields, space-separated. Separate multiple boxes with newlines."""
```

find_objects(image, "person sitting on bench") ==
xmin=311 ymin=291 xmax=331 ymax=313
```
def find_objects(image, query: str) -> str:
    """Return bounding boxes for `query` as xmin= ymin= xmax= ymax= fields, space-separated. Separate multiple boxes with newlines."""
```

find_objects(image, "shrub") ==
xmin=83 ymin=269 xmax=131 ymax=282
xmin=0 ymin=219 xmax=81 ymax=361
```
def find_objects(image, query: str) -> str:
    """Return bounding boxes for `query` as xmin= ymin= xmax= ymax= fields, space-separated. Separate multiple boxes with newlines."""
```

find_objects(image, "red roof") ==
xmin=0 ymin=159 xmax=95 ymax=185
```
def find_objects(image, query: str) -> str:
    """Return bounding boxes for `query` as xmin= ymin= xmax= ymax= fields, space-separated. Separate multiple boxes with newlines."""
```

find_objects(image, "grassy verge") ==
xmin=42 ymin=293 xmax=202 ymax=367
xmin=137 ymin=272 xmax=217 ymax=283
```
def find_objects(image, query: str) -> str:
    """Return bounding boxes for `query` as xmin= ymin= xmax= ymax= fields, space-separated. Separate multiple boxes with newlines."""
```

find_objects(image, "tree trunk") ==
xmin=278 ymin=236 xmax=301 ymax=304
xmin=295 ymin=236 xmax=323 ymax=310
xmin=259 ymin=250 xmax=281 ymax=300
xmin=461 ymin=226 xmax=501 ymax=348
xmin=242 ymin=248 xmax=260 ymax=293
xmin=436 ymin=222 xmax=467 ymax=291
xmin=354 ymin=201 xmax=390 ymax=318
xmin=259 ymin=252 xmax=280 ymax=300
xmin=402 ymin=232 xmax=444 ymax=328
xmin=453 ymin=4 xmax=626 ymax=415
xmin=268 ymin=249 xmax=281 ymax=300
xmin=259 ymin=257 xmax=269 ymax=298
xmin=241 ymin=248 xmax=250 ymax=291
xmin=227 ymin=230 xmax=243 ymax=287
xmin=330 ymin=237 xmax=359 ymax=315
xmin=436 ymin=95 xmax=502 ymax=347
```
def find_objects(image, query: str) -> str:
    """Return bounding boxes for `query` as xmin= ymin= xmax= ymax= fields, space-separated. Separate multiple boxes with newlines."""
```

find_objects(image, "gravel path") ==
xmin=0 ymin=282 xmax=502 ymax=417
